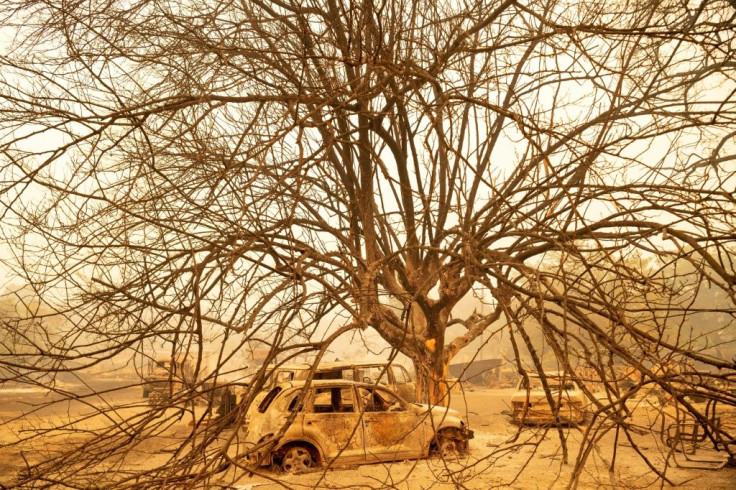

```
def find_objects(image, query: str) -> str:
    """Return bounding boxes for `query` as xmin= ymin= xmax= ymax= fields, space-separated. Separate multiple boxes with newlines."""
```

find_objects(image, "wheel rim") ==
xmin=440 ymin=438 xmax=459 ymax=459
xmin=281 ymin=447 xmax=314 ymax=473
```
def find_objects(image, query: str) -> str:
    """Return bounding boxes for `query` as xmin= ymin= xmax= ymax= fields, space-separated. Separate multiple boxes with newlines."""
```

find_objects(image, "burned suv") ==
xmin=510 ymin=371 xmax=587 ymax=425
xmin=241 ymin=380 xmax=472 ymax=473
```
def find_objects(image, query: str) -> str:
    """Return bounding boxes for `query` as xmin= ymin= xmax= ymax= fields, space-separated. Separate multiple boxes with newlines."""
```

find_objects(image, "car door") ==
xmin=358 ymin=386 xmax=425 ymax=462
xmin=390 ymin=365 xmax=416 ymax=402
xmin=299 ymin=386 xmax=365 ymax=464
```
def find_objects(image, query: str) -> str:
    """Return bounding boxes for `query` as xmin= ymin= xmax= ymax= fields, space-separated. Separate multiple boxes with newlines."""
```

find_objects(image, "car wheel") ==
xmin=432 ymin=428 xmax=467 ymax=460
xmin=438 ymin=437 xmax=459 ymax=459
xmin=280 ymin=445 xmax=316 ymax=474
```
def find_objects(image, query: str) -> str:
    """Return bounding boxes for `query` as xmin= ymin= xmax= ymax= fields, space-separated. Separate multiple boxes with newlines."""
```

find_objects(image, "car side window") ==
xmin=392 ymin=366 xmax=411 ymax=384
xmin=310 ymin=387 xmax=355 ymax=413
xmin=275 ymin=370 xmax=294 ymax=383
xmin=258 ymin=387 xmax=282 ymax=413
xmin=314 ymin=370 xmax=342 ymax=380
xmin=358 ymin=387 xmax=404 ymax=412
xmin=357 ymin=366 xmax=389 ymax=384
xmin=287 ymin=394 xmax=304 ymax=412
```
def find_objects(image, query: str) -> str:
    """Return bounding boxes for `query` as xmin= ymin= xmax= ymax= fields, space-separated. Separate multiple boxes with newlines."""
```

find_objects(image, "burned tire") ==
xmin=438 ymin=437 xmax=460 ymax=460
xmin=279 ymin=445 xmax=316 ymax=474
xmin=432 ymin=428 xmax=468 ymax=460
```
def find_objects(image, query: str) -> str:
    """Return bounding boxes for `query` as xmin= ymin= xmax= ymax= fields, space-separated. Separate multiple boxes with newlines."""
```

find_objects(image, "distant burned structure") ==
xmin=449 ymin=359 xmax=503 ymax=387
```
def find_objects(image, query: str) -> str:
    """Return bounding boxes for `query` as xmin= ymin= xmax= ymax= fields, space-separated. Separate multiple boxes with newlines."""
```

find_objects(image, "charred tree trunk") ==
xmin=406 ymin=305 xmax=456 ymax=406
xmin=413 ymin=350 xmax=454 ymax=407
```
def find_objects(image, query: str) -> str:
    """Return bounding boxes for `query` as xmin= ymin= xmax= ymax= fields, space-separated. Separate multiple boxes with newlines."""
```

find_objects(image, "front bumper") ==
xmin=245 ymin=448 xmax=272 ymax=467
xmin=461 ymin=428 xmax=475 ymax=440
xmin=242 ymin=436 xmax=280 ymax=467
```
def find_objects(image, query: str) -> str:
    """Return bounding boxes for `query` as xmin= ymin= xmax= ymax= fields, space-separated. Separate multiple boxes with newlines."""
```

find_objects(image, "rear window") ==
xmin=287 ymin=395 xmax=303 ymax=412
xmin=258 ymin=387 xmax=283 ymax=413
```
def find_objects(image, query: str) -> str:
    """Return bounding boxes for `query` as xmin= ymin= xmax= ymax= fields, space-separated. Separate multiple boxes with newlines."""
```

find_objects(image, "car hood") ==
xmin=413 ymin=404 xmax=464 ymax=423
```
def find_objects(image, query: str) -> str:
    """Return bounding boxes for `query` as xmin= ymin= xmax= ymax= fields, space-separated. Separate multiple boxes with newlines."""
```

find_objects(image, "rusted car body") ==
xmin=242 ymin=380 xmax=472 ymax=472
xmin=510 ymin=372 xmax=586 ymax=425
xmin=264 ymin=361 xmax=417 ymax=402
xmin=142 ymin=356 xmax=196 ymax=405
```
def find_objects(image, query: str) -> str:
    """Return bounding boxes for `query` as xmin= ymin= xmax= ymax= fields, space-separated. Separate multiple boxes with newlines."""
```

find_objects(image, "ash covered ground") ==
xmin=1 ymin=378 xmax=734 ymax=489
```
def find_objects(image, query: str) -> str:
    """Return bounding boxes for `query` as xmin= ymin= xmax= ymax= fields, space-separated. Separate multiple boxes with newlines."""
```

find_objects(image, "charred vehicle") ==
xmin=142 ymin=356 xmax=196 ymax=405
xmin=263 ymin=361 xmax=417 ymax=402
xmin=510 ymin=372 xmax=587 ymax=425
xmin=241 ymin=380 xmax=472 ymax=473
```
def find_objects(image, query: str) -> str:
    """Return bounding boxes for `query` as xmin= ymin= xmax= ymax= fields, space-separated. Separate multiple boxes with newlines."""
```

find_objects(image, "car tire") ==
xmin=280 ymin=445 xmax=316 ymax=474
xmin=438 ymin=437 xmax=460 ymax=460
xmin=432 ymin=428 xmax=467 ymax=460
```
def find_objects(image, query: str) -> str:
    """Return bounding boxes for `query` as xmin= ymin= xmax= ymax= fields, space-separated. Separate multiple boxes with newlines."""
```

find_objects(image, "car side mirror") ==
xmin=363 ymin=376 xmax=372 ymax=384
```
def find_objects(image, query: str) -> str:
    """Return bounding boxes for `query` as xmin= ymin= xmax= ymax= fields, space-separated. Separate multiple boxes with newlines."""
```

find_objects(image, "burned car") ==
xmin=241 ymin=380 xmax=472 ymax=473
xmin=263 ymin=361 xmax=416 ymax=402
xmin=142 ymin=356 xmax=196 ymax=405
xmin=510 ymin=372 xmax=587 ymax=425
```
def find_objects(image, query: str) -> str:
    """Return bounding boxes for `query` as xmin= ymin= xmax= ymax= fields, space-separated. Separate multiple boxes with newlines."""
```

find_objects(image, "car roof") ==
xmin=527 ymin=371 xmax=573 ymax=378
xmin=319 ymin=361 xmax=392 ymax=369
xmin=274 ymin=379 xmax=396 ymax=390
xmin=271 ymin=361 xmax=393 ymax=371
xmin=271 ymin=363 xmax=312 ymax=370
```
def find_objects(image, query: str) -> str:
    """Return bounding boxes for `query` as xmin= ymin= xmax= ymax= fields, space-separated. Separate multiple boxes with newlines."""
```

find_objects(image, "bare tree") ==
xmin=1 ymin=0 xmax=735 ymax=487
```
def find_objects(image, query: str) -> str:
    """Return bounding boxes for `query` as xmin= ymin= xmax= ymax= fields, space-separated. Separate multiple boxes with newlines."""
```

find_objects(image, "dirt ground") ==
xmin=1 ymin=383 xmax=735 ymax=489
